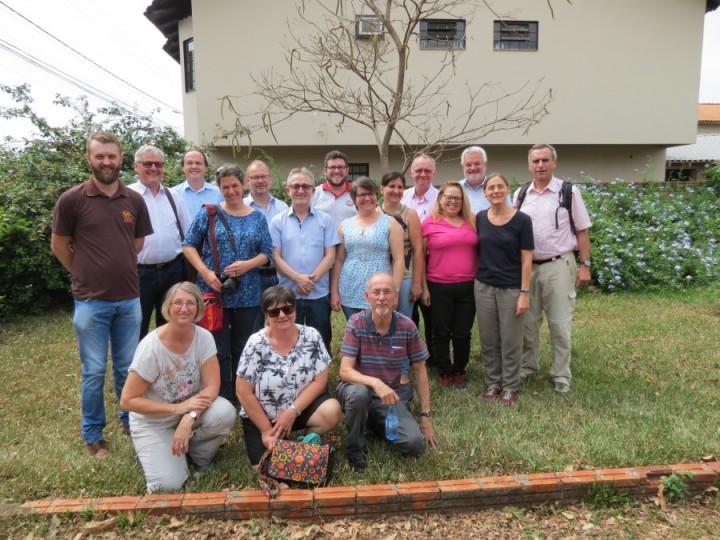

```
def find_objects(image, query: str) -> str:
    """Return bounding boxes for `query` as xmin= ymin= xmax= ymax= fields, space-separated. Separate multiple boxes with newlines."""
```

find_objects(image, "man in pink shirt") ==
xmin=514 ymin=144 xmax=592 ymax=394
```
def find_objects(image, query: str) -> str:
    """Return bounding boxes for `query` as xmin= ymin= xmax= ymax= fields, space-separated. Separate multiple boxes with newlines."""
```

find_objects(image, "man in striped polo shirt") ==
xmin=336 ymin=273 xmax=438 ymax=472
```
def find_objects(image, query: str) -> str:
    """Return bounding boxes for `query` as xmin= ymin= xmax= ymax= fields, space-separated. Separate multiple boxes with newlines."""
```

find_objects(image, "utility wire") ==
xmin=0 ymin=38 xmax=175 ymax=129
xmin=0 ymin=0 xmax=182 ymax=113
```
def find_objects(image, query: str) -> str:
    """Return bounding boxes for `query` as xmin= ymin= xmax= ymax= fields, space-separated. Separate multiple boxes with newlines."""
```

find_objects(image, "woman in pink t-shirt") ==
xmin=421 ymin=181 xmax=478 ymax=388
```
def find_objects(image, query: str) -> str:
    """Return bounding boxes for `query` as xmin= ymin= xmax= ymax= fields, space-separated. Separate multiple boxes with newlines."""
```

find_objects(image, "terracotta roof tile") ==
xmin=699 ymin=104 xmax=720 ymax=123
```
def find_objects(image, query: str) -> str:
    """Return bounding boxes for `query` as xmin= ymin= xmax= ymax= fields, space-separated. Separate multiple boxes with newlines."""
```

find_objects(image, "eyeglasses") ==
xmin=326 ymin=165 xmax=348 ymax=171
xmin=266 ymin=304 xmax=296 ymax=318
xmin=443 ymin=195 xmax=462 ymax=203
xmin=356 ymin=192 xmax=377 ymax=200
xmin=369 ymin=288 xmax=396 ymax=297
xmin=248 ymin=175 xmax=271 ymax=181
xmin=288 ymin=184 xmax=314 ymax=191
xmin=412 ymin=168 xmax=434 ymax=175
xmin=171 ymin=300 xmax=197 ymax=308
xmin=139 ymin=161 xmax=164 ymax=169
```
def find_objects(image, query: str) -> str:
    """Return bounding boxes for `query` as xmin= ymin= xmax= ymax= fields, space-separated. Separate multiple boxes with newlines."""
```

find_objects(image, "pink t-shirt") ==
xmin=422 ymin=217 xmax=478 ymax=283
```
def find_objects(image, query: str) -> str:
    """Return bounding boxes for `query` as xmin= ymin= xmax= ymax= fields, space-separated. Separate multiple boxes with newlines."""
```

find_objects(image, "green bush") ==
xmin=0 ymin=84 xmax=188 ymax=319
xmin=583 ymin=181 xmax=720 ymax=291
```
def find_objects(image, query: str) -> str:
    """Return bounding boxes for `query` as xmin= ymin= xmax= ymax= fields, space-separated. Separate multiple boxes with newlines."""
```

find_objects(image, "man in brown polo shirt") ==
xmin=52 ymin=130 xmax=153 ymax=457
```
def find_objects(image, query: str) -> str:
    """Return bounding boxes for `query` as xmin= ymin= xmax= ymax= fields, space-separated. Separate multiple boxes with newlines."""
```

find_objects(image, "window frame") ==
xmin=183 ymin=38 xmax=195 ymax=93
xmin=347 ymin=163 xmax=370 ymax=182
xmin=493 ymin=20 xmax=538 ymax=51
xmin=419 ymin=19 xmax=466 ymax=50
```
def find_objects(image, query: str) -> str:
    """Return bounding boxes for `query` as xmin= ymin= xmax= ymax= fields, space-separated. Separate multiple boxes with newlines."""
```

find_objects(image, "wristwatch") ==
xmin=582 ymin=259 xmax=592 ymax=268
xmin=186 ymin=411 xmax=197 ymax=421
xmin=520 ymin=288 xmax=530 ymax=294
xmin=420 ymin=410 xmax=432 ymax=418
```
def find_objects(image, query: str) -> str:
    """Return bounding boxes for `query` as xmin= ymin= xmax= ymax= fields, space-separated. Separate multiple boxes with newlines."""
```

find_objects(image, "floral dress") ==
xmin=339 ymin=213 xmax=392 ymax=310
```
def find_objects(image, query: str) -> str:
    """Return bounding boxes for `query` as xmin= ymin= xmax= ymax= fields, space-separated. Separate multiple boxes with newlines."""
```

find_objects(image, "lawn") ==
xmin=1 ymin=287 xmax=719 ymax=503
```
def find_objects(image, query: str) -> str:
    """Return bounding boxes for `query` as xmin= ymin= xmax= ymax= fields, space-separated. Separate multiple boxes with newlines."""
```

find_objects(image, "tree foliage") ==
xmin=0 ymin=84 xmax=187 ymax=318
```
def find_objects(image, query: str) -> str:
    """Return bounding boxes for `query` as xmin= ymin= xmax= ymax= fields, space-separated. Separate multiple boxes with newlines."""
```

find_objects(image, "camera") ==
xmin=219 ymin=273 xmax=238 ymax=294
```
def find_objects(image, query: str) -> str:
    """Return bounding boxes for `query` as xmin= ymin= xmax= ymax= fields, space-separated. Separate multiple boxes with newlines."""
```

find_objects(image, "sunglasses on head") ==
xmin=266 ymin=304 xmax=296 ymax=318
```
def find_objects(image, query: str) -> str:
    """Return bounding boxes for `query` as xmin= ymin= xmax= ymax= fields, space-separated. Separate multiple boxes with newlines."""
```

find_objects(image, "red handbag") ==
xmin=197 ymin=292 xmax=223 ymax=333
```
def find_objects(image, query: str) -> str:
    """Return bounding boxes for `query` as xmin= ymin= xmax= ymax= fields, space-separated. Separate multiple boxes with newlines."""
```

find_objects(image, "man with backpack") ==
xmin=513 ymin=144 xmax=592 ymax=394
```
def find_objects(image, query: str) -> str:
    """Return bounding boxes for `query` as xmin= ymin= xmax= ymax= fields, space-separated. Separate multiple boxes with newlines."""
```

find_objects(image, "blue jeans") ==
xmin=296 ymin=295 xmax=332 ymax=353
xmin=397 ymin=277 xmax=415 ymax=318
xmin=73 ymin=298 xmax=141 ymax=443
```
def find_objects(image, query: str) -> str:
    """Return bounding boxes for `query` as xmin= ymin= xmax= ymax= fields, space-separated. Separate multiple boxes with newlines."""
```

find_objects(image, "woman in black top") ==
xmin=474 ymin=173 xmax=534 ymax=406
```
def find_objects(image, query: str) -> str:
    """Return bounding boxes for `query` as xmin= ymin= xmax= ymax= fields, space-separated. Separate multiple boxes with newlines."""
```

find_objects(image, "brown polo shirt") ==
xmin=52 ymin=179 xmax=153 ymax=301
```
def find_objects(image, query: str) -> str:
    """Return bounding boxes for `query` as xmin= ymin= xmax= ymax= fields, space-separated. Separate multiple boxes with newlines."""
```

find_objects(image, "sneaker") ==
xmin=500 ymin=390 xmax=518 ymax=407
xmin=554 ymin=382 xmax=571 ymax=394
xmin=439 ymin=375 xmax=453 ymax=387
xmin=482 ymin=385 xmax=502 ymax=400
xmin=453 ymin=374 xmax=467 ymax=389
xmin=348 ymin=456 xmax=366 ymax=473
xmin=86 ymin=440 xmax=110 ymax=458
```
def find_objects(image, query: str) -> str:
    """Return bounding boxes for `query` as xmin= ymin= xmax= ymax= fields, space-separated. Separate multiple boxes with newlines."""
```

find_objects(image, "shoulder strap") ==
xmin=163 ymin=186 xmax=184 ymax=241
xmin=203 ymin=204 xmax=221 ymax=274
xmin=211 ymin=204 xmax=239 ymax=261
xmin=559 ymin=181 xmax=576 ymax=235
xmin=516 ymin=181 xmax=532 ymax=209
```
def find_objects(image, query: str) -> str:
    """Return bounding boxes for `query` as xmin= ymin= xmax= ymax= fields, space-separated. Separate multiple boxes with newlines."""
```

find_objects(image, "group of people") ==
xmin=51 ymin=132 xmax=591 ymax=493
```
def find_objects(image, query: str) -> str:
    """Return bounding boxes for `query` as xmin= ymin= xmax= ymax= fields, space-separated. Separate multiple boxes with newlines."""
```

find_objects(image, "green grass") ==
xmin=1 ymin=288 xmax=719 ymax=502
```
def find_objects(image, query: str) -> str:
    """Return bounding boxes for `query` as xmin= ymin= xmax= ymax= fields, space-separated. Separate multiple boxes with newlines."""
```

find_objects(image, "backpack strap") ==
xmin=164 ymin=187 xmax=185 ymax=241
xmin=558 ymin=181 xmax=576 ymax=236
xmin=204 ymin=204 xmax=221 ymax=275
xmin=516 ymin=181 xmax=532 ymax=209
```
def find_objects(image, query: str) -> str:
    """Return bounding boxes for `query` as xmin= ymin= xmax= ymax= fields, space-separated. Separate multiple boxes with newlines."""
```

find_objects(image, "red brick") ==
xmin=478 ymin=475 xmax=523 ymax=495
xmin=136 ymin=493 xmax=185 ymax=515
xmin=20 ymin=500 xmax=54 ymax=511
xmin=181 ymin=492 xmax=227 ymax=514
xmin=226 ymin=491 xmax=270 ymax=516
xmin=522 ymin=477 xmax=564 ymax=494
xmin=270 ymin=488 xmax=314 ymax=518
xmin=396 ymin=481 xmax=440 ymax=503
xmin=90 ymin=496 xmax=141 ymax=513
xmin=669 ymin=463 xmax=718 ymax=483
xmin=315 ymin=505 xmax=356 ymax=518
xmin=356 ymin=484 xmax=398 ymax=505
xmin=313 ymin=486 xmax=356 ymax=508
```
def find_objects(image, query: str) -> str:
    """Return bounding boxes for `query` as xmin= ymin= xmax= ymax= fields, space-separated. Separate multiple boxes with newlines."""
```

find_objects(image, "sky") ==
xmin=1 ymin=1 xmax=719 ymax=145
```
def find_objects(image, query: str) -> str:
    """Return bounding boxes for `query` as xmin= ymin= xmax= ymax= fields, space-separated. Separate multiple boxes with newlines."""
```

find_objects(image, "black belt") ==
xmin=138 ymin=253 xmax=183 ymax=270
xmin=259 ymin=268 xmax=277 ymax=276
xmin=533 ymin=255 xmax=563 ymax=265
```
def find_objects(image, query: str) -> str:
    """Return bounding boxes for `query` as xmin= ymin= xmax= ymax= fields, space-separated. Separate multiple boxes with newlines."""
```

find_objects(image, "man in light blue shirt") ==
xmin=271 ymin=167 xmax=340 ymax=351
xmin=459 ymin=146 xmax=510 ymax=213
xmin=243 ymin=159 xmax=289 ymax=292
xmin=171 ymin=150 xmax=222 ymax=217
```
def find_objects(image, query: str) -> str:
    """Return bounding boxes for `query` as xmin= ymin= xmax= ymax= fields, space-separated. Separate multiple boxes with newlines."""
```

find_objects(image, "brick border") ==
xmin=7 ymin=461 xmax=718 ymax=521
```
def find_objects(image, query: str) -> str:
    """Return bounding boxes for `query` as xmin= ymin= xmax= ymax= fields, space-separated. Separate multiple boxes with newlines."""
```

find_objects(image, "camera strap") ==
xmin=204 ymin=204 xmax=239 ymax=276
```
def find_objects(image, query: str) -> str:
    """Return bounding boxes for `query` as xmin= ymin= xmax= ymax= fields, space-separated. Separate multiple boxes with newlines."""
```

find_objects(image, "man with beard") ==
xmin=52 ymin=131 xmax=153 ymax=458
xmin=311 ymin=150 xmax=357 ymax=229
xmin=336 ymin=273 xmax=437 ymax=472
xmin=459 ymin=146 xmax=511 ymax=213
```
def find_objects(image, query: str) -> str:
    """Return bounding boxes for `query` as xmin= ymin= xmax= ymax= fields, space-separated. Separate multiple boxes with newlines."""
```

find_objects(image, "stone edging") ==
xmin=4 ymin=461 xmax=718 ymax=520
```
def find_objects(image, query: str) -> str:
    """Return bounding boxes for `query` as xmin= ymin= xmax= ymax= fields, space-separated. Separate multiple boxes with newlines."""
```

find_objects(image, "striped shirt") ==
xmin=340 ymin=309 xmax=429 ymax=389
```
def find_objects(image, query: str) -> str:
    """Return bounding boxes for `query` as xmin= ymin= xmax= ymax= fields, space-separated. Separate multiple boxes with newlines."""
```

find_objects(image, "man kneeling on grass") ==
xmin=336 ymin=273 xmax=438 ymax=472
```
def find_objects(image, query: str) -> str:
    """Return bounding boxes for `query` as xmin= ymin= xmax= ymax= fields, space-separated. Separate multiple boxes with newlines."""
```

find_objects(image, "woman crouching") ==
xmin=236 ymin=286 xmax=342 ymax=470
xmin=120 ymin=282 xmax=236 ymax=493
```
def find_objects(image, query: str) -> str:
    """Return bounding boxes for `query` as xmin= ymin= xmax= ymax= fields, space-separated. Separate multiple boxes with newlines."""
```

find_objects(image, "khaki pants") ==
xmin=520 ymin=253 xmax=577 ymax=385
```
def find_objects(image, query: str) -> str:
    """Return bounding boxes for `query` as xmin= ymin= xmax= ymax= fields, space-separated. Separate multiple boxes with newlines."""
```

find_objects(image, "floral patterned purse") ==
xmin=259 ymin=438 xmax=335 ymax=497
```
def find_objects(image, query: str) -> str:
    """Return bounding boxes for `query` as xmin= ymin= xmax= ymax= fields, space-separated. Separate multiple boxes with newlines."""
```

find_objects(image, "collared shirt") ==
xmin=513 ymin=176 xmax=592 ymax=260
xmin=312 ymin=181 xmax=357 ymax=229
xmin=128 ymin=182 xmax=192 ymax=265
xmin=401 ymin=185 xmax=439 ymax=222
xmin=52 ymin=179 xmax=153 ymax=300
xmin=460 ymin=177 xmax=512 ymax=214
xmin=171 ymin=179 xmax=223 ymax=218
xmin=270 ymin=206 xmax=340 ymax=299
xmin=339 ymin=310 xmax=429 ymax=389
xmin=243 ymin=193 xmax=289 ymax=224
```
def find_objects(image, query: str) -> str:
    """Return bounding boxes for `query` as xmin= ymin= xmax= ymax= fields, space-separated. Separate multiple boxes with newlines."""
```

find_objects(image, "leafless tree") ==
xmin=228 ymin=0 xmax=569 ymax=171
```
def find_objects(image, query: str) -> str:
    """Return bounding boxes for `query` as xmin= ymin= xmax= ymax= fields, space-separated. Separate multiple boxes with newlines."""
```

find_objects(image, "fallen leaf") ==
xmin=322 ymin=523 xmax=336 ymax=534
xmin=168 ymin=517 xmax=185 ymax=528
xmin=81 ymin=517 xmax=118 ymax=533
xmin=561 ymin=511 xmax=575 ymax=520
xmin=383 ymin=534 xmax=397 ymax=540
xmin=582 ymin=523 xmax=595 ymax=531
xmin=657 ymin=482 xmax=667 ymax=511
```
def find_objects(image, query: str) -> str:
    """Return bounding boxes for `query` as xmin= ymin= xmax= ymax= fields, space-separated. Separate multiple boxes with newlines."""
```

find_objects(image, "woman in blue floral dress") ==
xmin=236 ymin=286 xmax=342 ymax=469
xmin=330 ymin=177 xmax=405 ymax=320
xmin=183 ymin=164 xmax=273 ymax=408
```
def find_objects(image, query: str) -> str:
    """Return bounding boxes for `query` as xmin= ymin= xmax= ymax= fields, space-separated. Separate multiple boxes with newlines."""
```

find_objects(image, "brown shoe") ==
xmin=500 ymin=390 xmax=518 ymax=407
xmin=86 ymin=440 xmax=111 ymax=458
xmin=482 ymin=385 xmax=502 ymax=400
xmin=122 ymin=425 xmax=131 ymax=436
